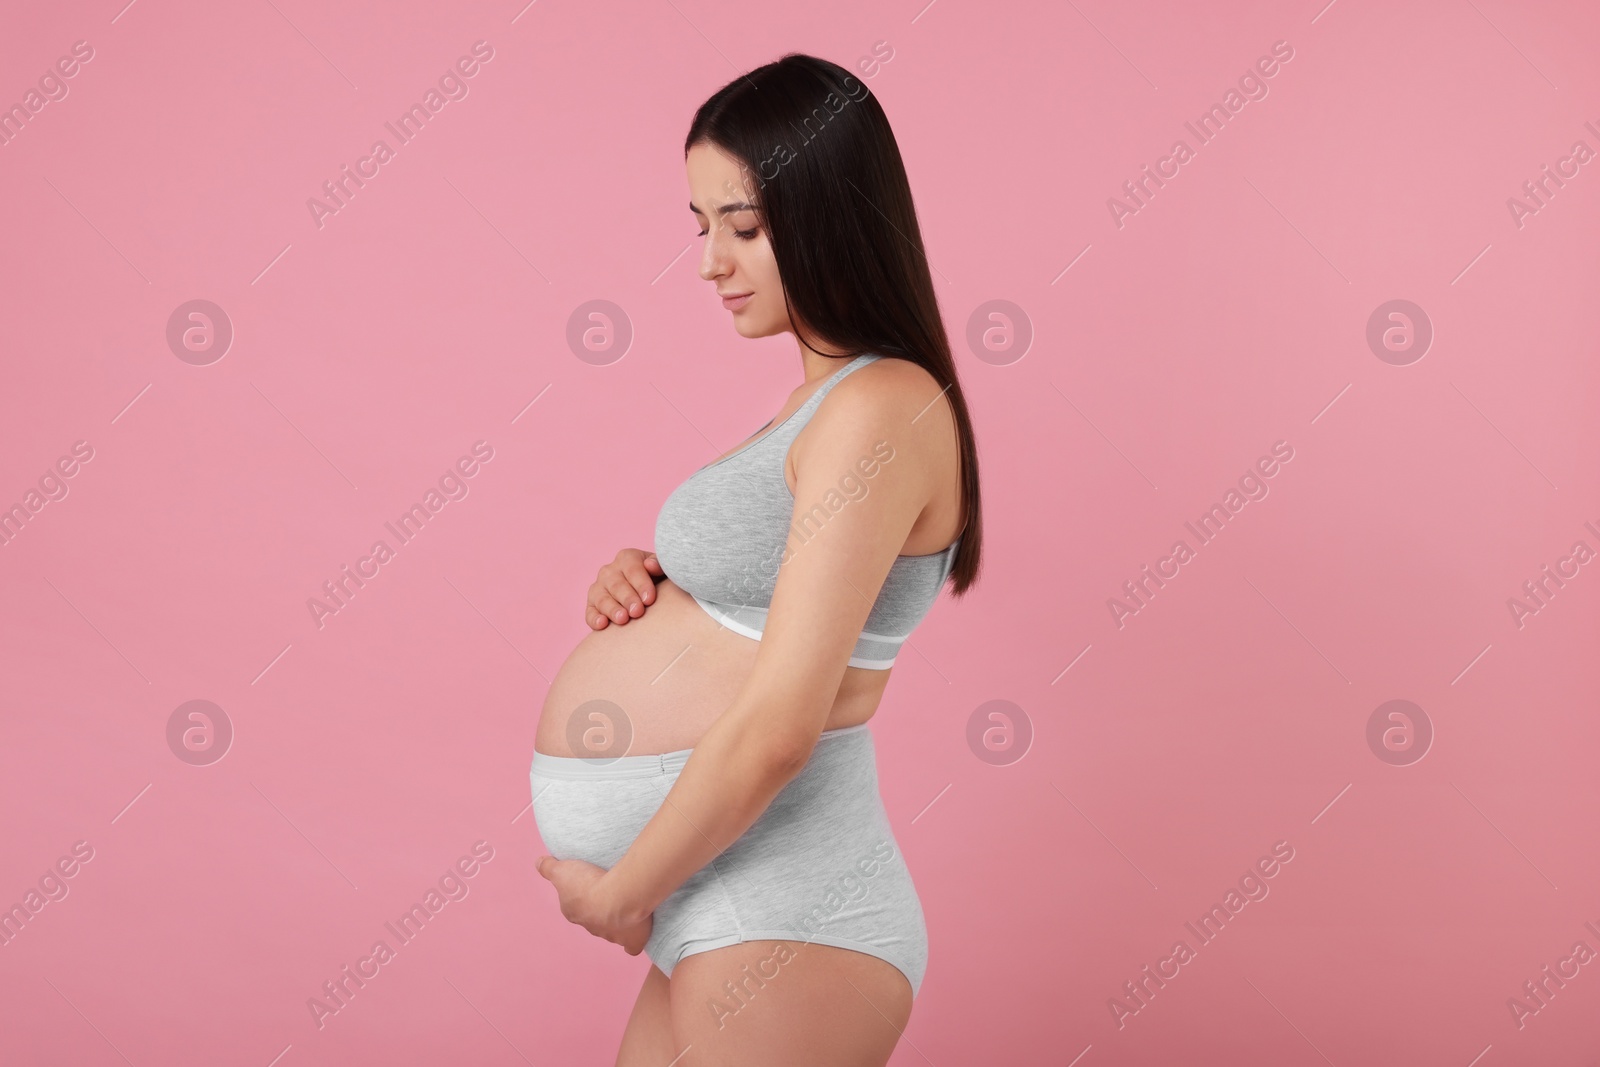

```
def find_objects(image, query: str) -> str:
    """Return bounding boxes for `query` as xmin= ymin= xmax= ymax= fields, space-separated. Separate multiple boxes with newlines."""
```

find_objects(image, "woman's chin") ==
xmin=730 ymin=314 xmax=776 ymax=338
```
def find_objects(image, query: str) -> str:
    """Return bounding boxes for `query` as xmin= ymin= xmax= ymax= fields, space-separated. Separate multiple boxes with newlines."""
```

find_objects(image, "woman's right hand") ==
xmin=587 ymin=548 xmax=665 ymax=629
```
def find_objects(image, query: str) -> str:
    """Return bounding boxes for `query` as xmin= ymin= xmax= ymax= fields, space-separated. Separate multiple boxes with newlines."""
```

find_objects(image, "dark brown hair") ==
xmin=684 ymin=53 xmax=983 ymax=595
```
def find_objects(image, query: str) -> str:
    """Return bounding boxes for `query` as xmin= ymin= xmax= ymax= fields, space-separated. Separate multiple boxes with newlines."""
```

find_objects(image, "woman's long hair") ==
xmin=684 ymin=53 xmax=983 ymax=596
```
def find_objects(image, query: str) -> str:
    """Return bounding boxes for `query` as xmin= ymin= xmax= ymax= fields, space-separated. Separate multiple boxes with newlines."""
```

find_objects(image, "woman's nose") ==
xmin=698 ymin=234 xmax=727 ymax=281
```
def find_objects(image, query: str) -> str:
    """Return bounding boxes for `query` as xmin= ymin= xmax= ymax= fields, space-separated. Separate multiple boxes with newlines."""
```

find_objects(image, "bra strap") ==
xmin=794 ymin=353 xmax=881 ymax=423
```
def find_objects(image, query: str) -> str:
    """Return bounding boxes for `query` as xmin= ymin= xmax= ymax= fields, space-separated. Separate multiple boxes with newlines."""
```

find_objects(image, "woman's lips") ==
xmin=721 ymin=293 xmax=753 ymax=311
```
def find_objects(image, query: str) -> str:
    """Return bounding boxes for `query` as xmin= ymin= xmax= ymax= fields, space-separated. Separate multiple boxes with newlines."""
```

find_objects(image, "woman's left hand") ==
xmin=535 ymin=856 xmax=653 ymax=954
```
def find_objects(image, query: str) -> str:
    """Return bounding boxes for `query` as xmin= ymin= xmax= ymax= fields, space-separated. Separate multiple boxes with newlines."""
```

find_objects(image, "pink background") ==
xmin=3 ymin=0 xmax=1598 ymax=1063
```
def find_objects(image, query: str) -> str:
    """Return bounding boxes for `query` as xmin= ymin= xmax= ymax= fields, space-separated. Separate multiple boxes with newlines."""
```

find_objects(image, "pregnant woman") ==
xmin=530 ymin=53 xmax=983 ymax=1067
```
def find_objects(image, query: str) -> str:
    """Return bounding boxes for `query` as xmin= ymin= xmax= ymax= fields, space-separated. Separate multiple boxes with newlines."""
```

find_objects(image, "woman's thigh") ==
xmin=668 ymin=940 xmax=912 ymax=1067
xmin=616 ymin=964 xmax=681 ymax=1067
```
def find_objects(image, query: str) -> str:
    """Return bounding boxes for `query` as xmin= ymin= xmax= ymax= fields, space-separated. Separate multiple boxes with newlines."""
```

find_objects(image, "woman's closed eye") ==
xmin=698 ymin=227 xmax=759 ymax=239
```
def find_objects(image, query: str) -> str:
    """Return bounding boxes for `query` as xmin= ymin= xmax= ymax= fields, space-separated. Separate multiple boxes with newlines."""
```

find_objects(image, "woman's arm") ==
xmin=535 ymin=673 xmax=816 ymax=950
xmin=595 ymin=684 xmax=821 ymax=926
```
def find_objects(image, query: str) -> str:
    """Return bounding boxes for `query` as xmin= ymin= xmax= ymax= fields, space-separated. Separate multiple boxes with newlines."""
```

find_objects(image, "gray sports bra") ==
xmin=653 ymin=353 xmax=960 ymax=669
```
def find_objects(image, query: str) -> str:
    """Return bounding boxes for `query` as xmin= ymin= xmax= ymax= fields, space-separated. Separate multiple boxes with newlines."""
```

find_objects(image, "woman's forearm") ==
xmin=595 ymin=708 xmax=807 ymax=926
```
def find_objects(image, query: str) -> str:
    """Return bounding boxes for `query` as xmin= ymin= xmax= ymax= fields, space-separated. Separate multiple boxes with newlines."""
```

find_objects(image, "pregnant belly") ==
xmin=533 ymin=577 xmax=889 ymax=757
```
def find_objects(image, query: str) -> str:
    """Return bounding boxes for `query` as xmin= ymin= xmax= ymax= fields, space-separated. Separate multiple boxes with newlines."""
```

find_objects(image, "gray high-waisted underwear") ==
xmin=529 ymin=722 xmax=928 ymax=998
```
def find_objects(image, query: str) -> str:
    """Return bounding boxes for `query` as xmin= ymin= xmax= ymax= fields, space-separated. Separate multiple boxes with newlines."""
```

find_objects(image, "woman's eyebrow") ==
xmin=688 ymin=201 xmax=756 ymax=216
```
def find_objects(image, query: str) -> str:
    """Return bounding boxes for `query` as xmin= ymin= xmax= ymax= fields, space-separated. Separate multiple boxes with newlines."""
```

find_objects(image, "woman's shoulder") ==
xmin=794 ymin=352 xmax=960 ymax=514
xmin=842 ymin=353 xmax=945 ymax=403
xmin=810 ymin=353 xmax=955 ymax=442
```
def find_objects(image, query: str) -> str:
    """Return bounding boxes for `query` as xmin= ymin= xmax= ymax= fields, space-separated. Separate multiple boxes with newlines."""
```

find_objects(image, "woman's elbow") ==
xmin=762 ymin=731 xmax=816 ymax=779
xmin=724 ymin=720 xmax=814 ymax=783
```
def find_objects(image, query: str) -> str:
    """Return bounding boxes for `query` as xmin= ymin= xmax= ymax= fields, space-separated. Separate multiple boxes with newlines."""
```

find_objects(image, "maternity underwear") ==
xmin=529 ymin=722 xmax=928 ymax=997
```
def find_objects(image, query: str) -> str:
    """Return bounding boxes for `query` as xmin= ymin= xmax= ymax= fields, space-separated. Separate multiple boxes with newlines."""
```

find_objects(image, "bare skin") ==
xmin=534 ymin=141 xmax=961 ymax=1066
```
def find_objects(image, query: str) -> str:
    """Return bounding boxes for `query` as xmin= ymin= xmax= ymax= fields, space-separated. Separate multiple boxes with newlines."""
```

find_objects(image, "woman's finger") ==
xmin=587 ymin=578 xmax=624 ymax=626
xmin=605 ymin=574 xmax=647 ymax=618
xmin=618 ymin=557 xmax=658 ymax=607
xmin=593 ymin=588 xmax=629 ymax=625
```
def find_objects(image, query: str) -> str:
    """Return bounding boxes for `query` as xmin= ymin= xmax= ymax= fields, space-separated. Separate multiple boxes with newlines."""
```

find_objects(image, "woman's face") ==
xmin=687 ymin=142 xmax=788 ymax=339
